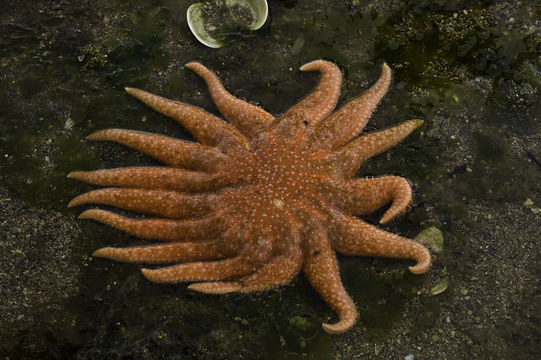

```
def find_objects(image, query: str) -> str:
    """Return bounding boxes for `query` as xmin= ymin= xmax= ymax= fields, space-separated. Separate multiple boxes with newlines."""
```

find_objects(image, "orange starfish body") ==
xmin=69 ymin=60 xmax=431 ymax=333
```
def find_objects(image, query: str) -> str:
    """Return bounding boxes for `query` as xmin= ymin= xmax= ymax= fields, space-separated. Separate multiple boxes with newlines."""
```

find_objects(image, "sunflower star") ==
xmin=68 ymin=60 xmax=431 ymax=333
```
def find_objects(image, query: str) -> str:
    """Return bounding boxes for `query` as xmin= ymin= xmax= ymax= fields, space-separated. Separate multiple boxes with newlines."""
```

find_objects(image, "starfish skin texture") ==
xmin=68 ymin=60 xmax=431 ymax=334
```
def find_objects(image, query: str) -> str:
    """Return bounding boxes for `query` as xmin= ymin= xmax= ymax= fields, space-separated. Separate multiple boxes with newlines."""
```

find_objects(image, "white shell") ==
xmin=187 ymin=3 xmax=225 ymax=49
xmin=187 ymin=0 xmax=268 ymax=48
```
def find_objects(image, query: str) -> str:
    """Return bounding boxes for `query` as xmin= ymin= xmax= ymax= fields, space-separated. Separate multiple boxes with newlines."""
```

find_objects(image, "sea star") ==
xmin=68 ymin=60 xmax=431 ymax=333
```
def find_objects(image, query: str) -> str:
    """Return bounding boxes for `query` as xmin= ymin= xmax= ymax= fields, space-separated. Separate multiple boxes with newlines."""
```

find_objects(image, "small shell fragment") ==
xmin=429 ymin=277 xmax=448 ymax=296
xmin=415 ymin=226 xmax=444 ymax=254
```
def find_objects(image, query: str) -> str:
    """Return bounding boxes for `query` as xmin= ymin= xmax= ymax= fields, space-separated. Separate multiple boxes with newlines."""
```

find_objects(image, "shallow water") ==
xmin=1 ymin=1 xmax=539 ymax=359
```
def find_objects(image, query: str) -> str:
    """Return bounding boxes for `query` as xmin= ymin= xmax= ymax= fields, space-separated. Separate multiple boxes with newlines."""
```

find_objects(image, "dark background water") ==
xmin=0 ymin=0 xmax=539 ymax=359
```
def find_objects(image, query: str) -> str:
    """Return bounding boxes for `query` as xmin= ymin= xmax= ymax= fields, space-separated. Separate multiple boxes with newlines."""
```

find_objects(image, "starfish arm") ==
xmin=301 ymin=216 xmax=357 ymax=334
xmin=330 ymin=211 xmax=431 ymax=274
xmin=77 ymin=208 xmax=236 ymax=241
xmin=239 ymin=246 xmax=303 ymax=291
xmin=187 ymin=281 xmax=241 ymax=293
xmin=304 ymin=63 xmax=391 ymax=153
xmin=293 ymin=60 xmax=342 ymax=124
xmin=188 ymin=250 xmax=303 ymax=293
xmin=316 ymin=176 xmax=412 ymax=224
xmin=68 ymin=188 xmax=221 ymax=219
xmin=87 ymin=129 xmax=230 ymax=171
xmin=125 ymin=87 xmax=251 ymax=153
xmin=93 ymin=240 xmax=236 ymax=264
xmin=185 ymin=62 xmax=275 ymax=138
xmin=141 ymin=256 xmax=259 ymax=283
xmin=68 ymin=167 xmax=232 ymax=193
xmin=141 ymin=213 xmax=275 ymax=283
xmin=327 ymin=119 xmax=424 ymax=178
xmin=188 ymin=225 xmax=303 ymax=293
xmin=271 ymin=60 xmax=342 ymax=148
